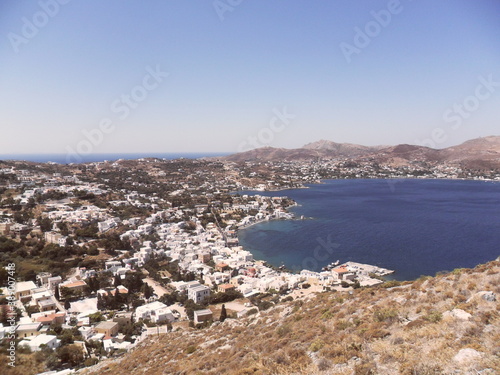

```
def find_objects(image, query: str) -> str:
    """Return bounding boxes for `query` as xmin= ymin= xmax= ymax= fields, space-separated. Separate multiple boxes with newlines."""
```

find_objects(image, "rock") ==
xmin=453 ymin=348 xmax=482 ymax=364
xmin=444 ymin=308 xmax=472 ymax=321
xmin=477 ymin=291 xmax=496 ymax=302
xmin=279 ymin=306 xmax=293 ymax=318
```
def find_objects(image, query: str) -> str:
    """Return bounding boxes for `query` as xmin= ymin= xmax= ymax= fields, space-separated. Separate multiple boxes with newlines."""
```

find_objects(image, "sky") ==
xmin=1 ymin=0 xmax=499 ymax=156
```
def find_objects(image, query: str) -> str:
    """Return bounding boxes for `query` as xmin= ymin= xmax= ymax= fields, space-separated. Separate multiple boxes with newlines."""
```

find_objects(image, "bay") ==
xmin=238 ymin=179 xmax=500 ymax=280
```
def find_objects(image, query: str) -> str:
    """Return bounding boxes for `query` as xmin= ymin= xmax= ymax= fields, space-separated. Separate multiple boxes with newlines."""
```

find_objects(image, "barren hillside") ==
xmin=79 ymin=259 xmax=500 ymax=375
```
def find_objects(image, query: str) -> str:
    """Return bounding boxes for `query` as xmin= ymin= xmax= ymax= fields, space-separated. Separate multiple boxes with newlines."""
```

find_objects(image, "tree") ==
xmin=0 ymin=305 xmax=9 ymax=325
xmin=0 ymin=267 xmax=8 ymax=285
xmin=57 ymin=344 xmax=84 ymax=367
xmin=114 ymin=288 xmax=125 ymax=309
xmin=87 ymin=277 xmax=99 ymax=293
xmin=97 ymin=294 xmax=105 ymax=310
xmin=142 ymin=283 xmax=153 ymax=300
xmin=57 ymin=222 xmax=70 ymax=236
xmin=60 ymin=286 xmax=74 ymax=300
xmin=114 ymin=274 xmax=121 ymax=288
xmin=220 ymin=304 xmax=227 ymax=322
xmin=38 ymin=217 xmax=53 ymax=232
xmin=123 ymin=272 xmax=143 ymax=293
xmin=97 ymin=271 xmax=112 ymax=289
xmin=64 ymin=299 xmax=71 ymax=310
xmin=59 ymin=330 xmax=75 ymax=346
xmin=54 ymin=286 xmax=60 ymax=300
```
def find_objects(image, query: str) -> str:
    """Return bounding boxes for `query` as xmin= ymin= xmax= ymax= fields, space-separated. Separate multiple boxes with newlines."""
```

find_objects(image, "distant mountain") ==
xmin=372 ymin=144 xmax=445 ymax=165
xmin=302 ymin=139 xmax=383 ymax=157
xmin=220 ymin=136 xmax=500 ymax=168
xmin=221 ymin=147 xmax=324 ymax=162
xmin=441 ymin=136 xmax=500 ymax=168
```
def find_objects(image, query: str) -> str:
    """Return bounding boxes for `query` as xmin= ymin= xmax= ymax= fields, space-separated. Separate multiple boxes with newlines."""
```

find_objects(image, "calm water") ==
xmin=238 ymin=179 xmax=500 ymax=280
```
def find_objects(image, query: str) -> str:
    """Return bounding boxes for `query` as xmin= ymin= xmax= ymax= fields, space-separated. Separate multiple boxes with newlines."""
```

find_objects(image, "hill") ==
xmin=80 ymin=259 xmax=500 ymax=375
xmin=302 ymin=140 xmax=383 ymax=157
xmin=221 ymin=136 xmax=500 ymax=169
xmin=441 ymin=136 xmax=500 ymax=169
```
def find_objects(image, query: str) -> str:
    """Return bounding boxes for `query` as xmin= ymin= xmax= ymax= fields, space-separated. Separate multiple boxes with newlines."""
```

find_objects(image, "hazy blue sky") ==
xmin=1 ymin=0 xmax=499 ymax=155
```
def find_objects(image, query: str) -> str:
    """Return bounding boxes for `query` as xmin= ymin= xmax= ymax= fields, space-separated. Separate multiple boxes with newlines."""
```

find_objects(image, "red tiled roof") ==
xmin=332 ymin=266 xmax=349 ymax=274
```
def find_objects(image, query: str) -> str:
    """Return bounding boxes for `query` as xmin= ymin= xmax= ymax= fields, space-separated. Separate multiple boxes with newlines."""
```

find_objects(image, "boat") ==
xmin=322 ymin=260 xmax=341 ymax=271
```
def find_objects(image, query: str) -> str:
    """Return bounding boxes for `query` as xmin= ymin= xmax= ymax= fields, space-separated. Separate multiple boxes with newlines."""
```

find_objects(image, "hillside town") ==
xmin=0 ymin=155 xmax=497 ymax=373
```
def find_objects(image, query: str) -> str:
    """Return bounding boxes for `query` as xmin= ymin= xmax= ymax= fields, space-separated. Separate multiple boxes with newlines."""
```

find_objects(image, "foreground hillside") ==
xmin=82 ymin=259 xmax=500 ymax=375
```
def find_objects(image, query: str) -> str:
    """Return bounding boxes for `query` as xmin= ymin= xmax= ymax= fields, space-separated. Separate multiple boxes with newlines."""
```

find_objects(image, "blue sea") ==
xmin=238 ymin=179 xmax=500 ymax=280
xmin=0 ymin=152 xmax=230 ymax=164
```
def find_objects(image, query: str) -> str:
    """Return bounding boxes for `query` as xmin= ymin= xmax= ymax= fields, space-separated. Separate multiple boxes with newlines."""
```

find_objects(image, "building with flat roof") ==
xmin=18 ymin=334 xmax=60 ymax=352
xmin=94 ymin=321 xmax=119 ymax=337
xmin=188 ymin=284 xmax=211 ymax=304
xmin=193 ymin=309 xmax=213 ymax=324
xmin=15 ymin=281 xmax=37 ymax=302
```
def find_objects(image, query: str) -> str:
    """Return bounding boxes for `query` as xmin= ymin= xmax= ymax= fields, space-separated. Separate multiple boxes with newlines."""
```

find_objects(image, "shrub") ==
xmin=317 ymin=358 xmax=332 ymax=371
xmin=423 ymin=310 xmax=442 ymax=323
xmin=321 ymin=310 xmax=334 ymax=320
xmin=276 ymin=324 xmax=291 ymax=337
xmin=405 ymin=319 xmax=426 ymax=330
xmin=185 ymin=345 xmax=197 ymax=354
xmin=373 ymin=308 xmax=398 ymax=323
xmin=84 ymin=357 xmax=99 ymax=367
xmin=382 ymin=280 xmax=401 ymax=288
xmin=258 ymin=301 xmax=273 ymax=311
xmin=309 ymin=339 xmax=324 ymax=352
xmin=354 ymin=362 xmax=376 ymax=375
xmin=363 ymin=327 xmax=390 ymax=339
xmin=335 ymin=319 xmax=350 ymax=330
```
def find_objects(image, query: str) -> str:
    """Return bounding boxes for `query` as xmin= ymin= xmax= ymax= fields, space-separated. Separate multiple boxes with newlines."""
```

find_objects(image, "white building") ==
xmin=18 ymin=334 xmax=60 ymax=351
xmin=135 ymin=301 xmax=174 ymax=323
xmin=187 ymin=284 xmax=211 ymax=304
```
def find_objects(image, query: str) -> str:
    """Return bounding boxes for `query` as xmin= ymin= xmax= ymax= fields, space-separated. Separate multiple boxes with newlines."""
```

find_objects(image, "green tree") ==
xmin=142 ymin=283 xmax=153 ymax=300
xmin=87 ymin=276 xmax=100 ymax=293
xmin=57 ymin=344 xmax=84 ymax=367
xmin=123 ymin=272 xmax=143 ymax=293
xmin=114 ymin=274 xmax=121 ymax=288
xmin=97 ymin=294 xmax=105 ymax=310
xmin=38 ymin=217 xmax=53 ymax=232
xmin=0 ymin=267 xmax=7 ymax=285
xmin=220 ymin=304 xmax=227 ymax=322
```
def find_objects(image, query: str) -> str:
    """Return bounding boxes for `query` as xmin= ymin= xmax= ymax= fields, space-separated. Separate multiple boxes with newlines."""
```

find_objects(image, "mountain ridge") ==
xmin=220 ymin=136 xmax=500 ymax=168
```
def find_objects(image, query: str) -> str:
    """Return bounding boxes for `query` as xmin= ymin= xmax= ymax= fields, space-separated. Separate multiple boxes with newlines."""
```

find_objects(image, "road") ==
xmin=144 ymin=277 xmax=187 ymax=318
xmin=144 ymin=277 xmax=169 ymax=297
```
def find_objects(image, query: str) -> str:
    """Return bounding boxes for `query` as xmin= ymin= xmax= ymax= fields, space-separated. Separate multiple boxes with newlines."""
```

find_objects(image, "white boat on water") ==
xmin=322 ymin=260 xmax=340 ymax=271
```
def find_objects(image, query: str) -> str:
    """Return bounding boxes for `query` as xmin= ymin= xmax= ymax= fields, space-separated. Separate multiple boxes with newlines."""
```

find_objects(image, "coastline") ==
xmin=234 ymin=178 xmax=500 ymax=281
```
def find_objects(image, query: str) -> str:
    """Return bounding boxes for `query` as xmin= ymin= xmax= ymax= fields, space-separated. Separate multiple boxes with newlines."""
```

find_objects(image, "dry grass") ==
xmin=74 ymin=260 xmax=500 ymax=375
